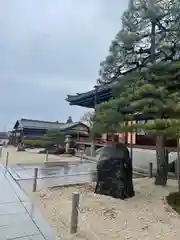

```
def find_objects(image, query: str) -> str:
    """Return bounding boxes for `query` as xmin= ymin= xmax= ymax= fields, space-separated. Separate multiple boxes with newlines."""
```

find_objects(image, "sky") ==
xmin=0 ymin=0 xmax=128 ymax=131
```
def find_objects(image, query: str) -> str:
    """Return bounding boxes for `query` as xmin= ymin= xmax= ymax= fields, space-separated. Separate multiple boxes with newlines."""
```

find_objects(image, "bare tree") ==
xmin=80 ymin=111 xmax=94 ymax=129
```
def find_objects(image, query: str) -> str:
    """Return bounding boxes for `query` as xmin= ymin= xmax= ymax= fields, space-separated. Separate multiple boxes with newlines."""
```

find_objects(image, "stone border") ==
xmin=1 ymin=165 xmax=59 ymax=240
xmin=43 ymin=160 xmax=84 ymax=167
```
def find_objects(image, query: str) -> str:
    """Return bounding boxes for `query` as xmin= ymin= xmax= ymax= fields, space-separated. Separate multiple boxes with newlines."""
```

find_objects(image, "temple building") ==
xmin=9 ymin=118 xmax=89 ymax=146
xmin=66 ymin=84 xmax=135 ymax=147
xmin=66 ymin=84 xmax=176 ymax=149
xmin=66 ymin=83 xmax=113 ymax=108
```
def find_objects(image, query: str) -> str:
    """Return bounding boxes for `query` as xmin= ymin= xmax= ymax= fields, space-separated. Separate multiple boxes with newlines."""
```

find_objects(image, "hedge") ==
xmin=23 ymin=139 xmax=53 ymax=148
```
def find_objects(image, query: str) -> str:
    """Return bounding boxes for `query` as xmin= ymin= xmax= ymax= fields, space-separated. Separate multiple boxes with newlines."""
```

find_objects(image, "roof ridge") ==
xmin=20 ymin=118 xmax=65 ymax=124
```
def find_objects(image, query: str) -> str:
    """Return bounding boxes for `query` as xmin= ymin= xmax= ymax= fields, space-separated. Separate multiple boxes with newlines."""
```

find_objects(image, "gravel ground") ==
xmin=0 ymin=146 xmax=79 ymax=165
xmin=28 ymin=178 xmax=180 ymax=240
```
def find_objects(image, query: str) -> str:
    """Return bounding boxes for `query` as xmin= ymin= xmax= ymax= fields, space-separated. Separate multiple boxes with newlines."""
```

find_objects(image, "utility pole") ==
xmin=90 ymin=85 xmax=98 ymax=156
xmin=128 ymin=0 xmax=134 ymax=9
xmin=128 ymin=0 xmax=134 ymax=160
xmin=177 ymin=133 xmax=180 ymax=192
xmin=148 ymin=0 xmax=168 ymax=186
xmin=149 ymin=0 xmax=156 ymax=64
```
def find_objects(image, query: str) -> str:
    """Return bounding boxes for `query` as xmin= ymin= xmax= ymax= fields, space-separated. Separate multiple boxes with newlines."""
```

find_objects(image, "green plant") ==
xmin=42 ymin=130 xmax=65 ymax=145
xmin=23 ymin=139 xmax=52 ymax=148
xmin=167 ymin=192 xmax=180 ymax=215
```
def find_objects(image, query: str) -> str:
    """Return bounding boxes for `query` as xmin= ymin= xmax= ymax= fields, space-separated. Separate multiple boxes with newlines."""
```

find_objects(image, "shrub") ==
xmin=23 ymin=139 xmax=52 ymax=148
xmin=166 ymin=192 xmax=180 ymax=215
xmin=42 ymin=130 xmax=65 ymax=145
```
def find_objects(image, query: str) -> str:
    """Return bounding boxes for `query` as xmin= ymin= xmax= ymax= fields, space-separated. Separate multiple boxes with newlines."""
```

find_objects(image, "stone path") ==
xmin=6 ymin=163 xmax=96 ymax=191
xmin=0 ymin=165 xmax=59 ymax=240
xmin=7 ymin=163 xmax=95 ymax=180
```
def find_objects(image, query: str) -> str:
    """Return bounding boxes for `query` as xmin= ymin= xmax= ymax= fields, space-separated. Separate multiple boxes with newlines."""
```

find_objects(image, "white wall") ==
xmin=129 ymin=148 xmax=177 ymax=171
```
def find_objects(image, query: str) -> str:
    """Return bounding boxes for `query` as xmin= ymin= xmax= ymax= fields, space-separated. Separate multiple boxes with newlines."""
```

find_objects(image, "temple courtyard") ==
xmin=0 ymin=146 xmax=80 ymax=165
xmin=1 ymin=146 xmax=180 ymax=239
xmin=28 ymin=178 xmax=180 ymax=240
xmin=0 ymin=146 xmax=178 ymax=174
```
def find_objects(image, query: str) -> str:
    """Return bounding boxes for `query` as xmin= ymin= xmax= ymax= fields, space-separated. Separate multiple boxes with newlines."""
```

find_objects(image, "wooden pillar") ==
xmin=118 ymin=133 xmax=125 ymax=143
xmin=20 ymin=130 xmax=23 ymax=144
xmin=14 ymin=131 xmax=17 ymax=146
xmin=124 ymin=121 xmax=128 ymax=144
xmin=127 ymin=121 xmax=136 ymax=144
xmin=101 ymin=133 xmax=107 ymax=143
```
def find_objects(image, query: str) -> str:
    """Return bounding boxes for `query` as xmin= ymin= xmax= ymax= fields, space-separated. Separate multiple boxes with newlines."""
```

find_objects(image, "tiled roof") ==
xmin=14 ymin=119 xmax=89 ymax=131
xmin=59 ymin=122 xmax=88 ymax=130
xmin=66 ymin=82 xmax=115 ymax=102
xmin=15 ymin=119 xmax=64 ymax=130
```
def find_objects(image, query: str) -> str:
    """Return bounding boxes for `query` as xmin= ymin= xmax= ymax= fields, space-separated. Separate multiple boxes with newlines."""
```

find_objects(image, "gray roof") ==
xmin=59 ymin=122 xmax=88 ymax=131
xmin=66 ymin=82 xmax=115 ymax=102
xmin=14 ymin=119 xmax=88 ymax=131
xmin=14 ymin=119 xmax=64 ymax=130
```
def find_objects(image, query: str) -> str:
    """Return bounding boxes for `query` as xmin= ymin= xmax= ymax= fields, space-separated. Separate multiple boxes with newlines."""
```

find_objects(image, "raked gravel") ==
xmin=28 ymin=178 xmax=180 ymax=240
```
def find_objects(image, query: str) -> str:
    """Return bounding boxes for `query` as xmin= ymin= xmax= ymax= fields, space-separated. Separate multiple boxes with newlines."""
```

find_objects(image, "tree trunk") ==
xmin=155 ymin=135 xmax=168 ymax=186
xmin=177 ymin=137 xmax=180 ymax=192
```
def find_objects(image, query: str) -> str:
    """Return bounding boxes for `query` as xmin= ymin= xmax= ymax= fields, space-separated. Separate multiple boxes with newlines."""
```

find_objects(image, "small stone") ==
xmin=40 ymin=191 xmax=46 ymax=198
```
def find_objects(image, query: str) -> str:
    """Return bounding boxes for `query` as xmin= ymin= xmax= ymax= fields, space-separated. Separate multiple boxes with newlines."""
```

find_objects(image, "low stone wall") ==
xmin=129 ymin=148 xmax=177 ymax=170
xmin=81 ymin=148 xmax=177 ymax=173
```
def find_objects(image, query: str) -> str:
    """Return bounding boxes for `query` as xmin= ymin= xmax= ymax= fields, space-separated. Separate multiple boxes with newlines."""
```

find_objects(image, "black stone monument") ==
xmin=95 ymin=143 xmax=135 ymax=200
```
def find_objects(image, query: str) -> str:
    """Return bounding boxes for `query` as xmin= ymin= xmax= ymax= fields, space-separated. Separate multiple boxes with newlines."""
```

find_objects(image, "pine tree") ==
xmin=97 ymin=0 xmax=180 ymax=85
xmin=93 ymin=61 xmax=180 ymax=187
xmin=95 ymin=0 xmax=180 ymax=187
xmin=66 ymin=116 xmax=73 ymax=124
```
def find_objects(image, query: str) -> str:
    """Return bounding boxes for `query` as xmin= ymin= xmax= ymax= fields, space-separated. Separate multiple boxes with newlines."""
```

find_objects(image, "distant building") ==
xmin=0 ymin=132 xmax=9 ymax=145
xmin=10 ymin=118 xmax=89 ymax=145
xmin=0 ymin=132 xmax=8 ymax=139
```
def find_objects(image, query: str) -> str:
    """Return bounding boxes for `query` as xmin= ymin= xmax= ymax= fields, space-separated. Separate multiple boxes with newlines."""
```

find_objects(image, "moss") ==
xmin=166 ymin=192 xmax=180 ymax=215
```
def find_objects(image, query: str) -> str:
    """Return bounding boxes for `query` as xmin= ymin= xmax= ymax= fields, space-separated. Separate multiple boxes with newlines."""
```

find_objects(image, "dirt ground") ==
xmin=28 ymin=178 xmax=180 ymax=240
xmin=0 ymin=146 xmax=79 ymax=165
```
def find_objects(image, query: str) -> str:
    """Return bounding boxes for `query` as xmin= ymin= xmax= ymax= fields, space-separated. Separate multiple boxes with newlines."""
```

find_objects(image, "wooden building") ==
xmin=10 ymin=118 xmax=89 ymax=146
xmin=66 ymin=84 xmax=177 ymax=150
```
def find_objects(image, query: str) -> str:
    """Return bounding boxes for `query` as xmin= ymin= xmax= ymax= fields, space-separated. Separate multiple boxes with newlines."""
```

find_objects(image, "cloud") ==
xmin=0 ymin=0 xmax=128 ymax=130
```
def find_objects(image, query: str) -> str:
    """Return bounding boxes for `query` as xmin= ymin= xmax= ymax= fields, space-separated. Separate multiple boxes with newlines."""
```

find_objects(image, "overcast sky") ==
xmin=0 ymin=0 xmax=128 ymax=131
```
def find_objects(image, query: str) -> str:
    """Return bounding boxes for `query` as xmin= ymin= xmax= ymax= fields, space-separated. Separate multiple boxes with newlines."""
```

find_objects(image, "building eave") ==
xmin=66 ymin=83 xmax=114 ymax=101
xmin=66 ymin=83 xmax=114 ymax=108
xmin=59 ymin=122 xmax=89 ymax=131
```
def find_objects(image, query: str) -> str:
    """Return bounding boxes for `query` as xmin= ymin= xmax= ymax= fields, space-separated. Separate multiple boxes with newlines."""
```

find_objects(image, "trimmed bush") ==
xmin=166 ymin=192 xmax=180 ymax=215
xmin=23 ymin=139 xmax=52 ymax=148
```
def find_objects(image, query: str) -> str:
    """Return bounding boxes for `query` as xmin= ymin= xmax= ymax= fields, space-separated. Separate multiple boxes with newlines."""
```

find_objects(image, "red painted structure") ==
xmin=66 ymin=85 xmax=177 ymax=149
